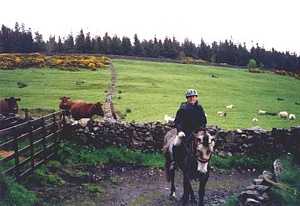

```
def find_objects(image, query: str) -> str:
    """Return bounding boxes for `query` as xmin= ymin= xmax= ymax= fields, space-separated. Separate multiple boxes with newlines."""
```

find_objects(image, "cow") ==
xmin=59 ymin=96 xmax=73 ymax=117
xmin=0 ymin=97 xmax=21 ymax=116
xmin=70 ymin=101 xmax=105 ymax=120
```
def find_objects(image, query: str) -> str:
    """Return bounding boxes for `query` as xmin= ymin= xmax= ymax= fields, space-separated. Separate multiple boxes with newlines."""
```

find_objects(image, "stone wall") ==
xmin=65 ymin=119 xmax=300 ymax=161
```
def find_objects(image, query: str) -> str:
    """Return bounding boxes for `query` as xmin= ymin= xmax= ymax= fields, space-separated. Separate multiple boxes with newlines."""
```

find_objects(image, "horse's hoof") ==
xmin=179 ymin=197 xmax=189 ymax=206
xmin=169 ymin=194 xmax=177 ymax=201
xmin=190 ymin=199 xmax=198 ymax=204
xmin=198 ymin=201 xmax=204 ymax=206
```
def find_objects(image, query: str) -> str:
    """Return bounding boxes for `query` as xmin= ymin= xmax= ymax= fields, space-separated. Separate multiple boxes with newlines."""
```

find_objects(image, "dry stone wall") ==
xmin=65 ymin=119 xmax=300 ymax=161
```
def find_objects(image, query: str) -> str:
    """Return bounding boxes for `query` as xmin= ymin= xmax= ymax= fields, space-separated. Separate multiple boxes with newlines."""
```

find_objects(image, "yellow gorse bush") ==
xmin=0 ymin=53 xmax=111 ymax=70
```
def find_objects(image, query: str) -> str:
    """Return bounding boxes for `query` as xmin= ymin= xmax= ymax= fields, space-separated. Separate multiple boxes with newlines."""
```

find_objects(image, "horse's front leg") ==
xmin=198 ymin=171 xmax=209 ymax=206
xmin=181 ymin=172 xmax=195 ymax=206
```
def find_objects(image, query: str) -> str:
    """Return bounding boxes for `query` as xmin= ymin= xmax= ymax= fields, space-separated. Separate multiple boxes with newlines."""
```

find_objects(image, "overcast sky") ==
xmin=1 ymin=0 xmax=299 ymax=55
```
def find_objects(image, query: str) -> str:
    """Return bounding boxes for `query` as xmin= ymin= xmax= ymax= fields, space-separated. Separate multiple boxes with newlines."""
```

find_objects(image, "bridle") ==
xmin=193 ymin=132 xmax=214 ymax=163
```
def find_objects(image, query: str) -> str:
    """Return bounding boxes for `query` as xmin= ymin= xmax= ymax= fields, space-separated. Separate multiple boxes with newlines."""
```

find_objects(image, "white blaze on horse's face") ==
xmin=195 ymin=131 xmax=215 ymax=173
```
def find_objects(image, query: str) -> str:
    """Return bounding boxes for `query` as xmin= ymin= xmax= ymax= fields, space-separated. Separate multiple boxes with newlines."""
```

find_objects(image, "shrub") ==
xmin=269 ymin=155 xmax=300 ymax=205
xmin=247 ymin=59 xmax=257 ymax=68
xmin=211 ymin=153 xmax=273 ymax=172
xmin=0 ymin=168 xmax=37 ymax=206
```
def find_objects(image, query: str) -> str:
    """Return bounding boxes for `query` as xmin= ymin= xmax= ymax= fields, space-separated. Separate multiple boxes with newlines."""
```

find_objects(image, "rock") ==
xmin=253 ymin=179 xmax=264 ymax=185
xmin=245 ymin=198 xmax=261 ymax=206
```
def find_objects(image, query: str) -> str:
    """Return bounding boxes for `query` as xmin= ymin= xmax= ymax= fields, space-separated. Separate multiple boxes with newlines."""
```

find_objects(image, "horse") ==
xmin=163 ymin=128 xmax=215 ymax=206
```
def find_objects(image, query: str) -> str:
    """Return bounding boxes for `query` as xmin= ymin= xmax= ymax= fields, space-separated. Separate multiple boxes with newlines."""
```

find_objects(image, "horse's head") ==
xmin=194 ymin=129 xmax=215 ymax=173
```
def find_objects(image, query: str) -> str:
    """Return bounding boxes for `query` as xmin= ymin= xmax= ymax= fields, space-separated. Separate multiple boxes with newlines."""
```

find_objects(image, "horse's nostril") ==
xmin=198 ymin=151 xmax=204 ymax=156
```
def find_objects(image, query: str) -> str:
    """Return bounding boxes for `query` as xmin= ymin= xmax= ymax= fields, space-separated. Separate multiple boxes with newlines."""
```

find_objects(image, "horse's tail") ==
xmin=163 ymin=147 xmax=172 ymax=182
xmin=163 ymin=128 xmax=177 ymax=183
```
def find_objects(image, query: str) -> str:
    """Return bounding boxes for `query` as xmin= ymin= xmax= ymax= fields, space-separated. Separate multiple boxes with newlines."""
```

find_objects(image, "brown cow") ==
xmin=59 ymin=96 xmax=73 ymax=117
xmin=0 ymin=97 xmax=21 ymax=116
xmin=70 ymin=101 xmax=105 ymax=120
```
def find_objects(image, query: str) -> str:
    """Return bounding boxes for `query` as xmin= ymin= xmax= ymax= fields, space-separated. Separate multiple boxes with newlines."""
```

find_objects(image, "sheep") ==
xmin=164 ymin=114 xmax=175 ymax=123
xmin=217 ymin=111 xmax=227 ymax=117
xmin=279 ymin=111 xmax=288 ymax=119
xmin=258 ymin=110 xmax=267 ymax=115
xmin=289 ymin=114 xmax=296 ymax=122
xmin=71 ymin=118 xmax=91 ymax=127
xmin=252 ymin=118 xmax=259 ymax=122
xmin=226 ymin=104 xmax=234 ymax=109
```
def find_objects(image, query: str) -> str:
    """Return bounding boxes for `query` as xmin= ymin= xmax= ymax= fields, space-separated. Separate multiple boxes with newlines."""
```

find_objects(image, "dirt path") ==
xmin=27 ymin=165 xmax=257 ymax=206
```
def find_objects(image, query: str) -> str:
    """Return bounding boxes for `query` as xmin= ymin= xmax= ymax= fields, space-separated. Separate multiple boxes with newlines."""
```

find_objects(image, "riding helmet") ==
xmin=185 ymin=89 xmax=198 ymax=97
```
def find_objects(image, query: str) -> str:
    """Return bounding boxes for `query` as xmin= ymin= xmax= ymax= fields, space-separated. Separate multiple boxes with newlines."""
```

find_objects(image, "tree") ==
xmin=182 ymin=38 xmax=197 ymax=58
xmin=102 ymin=32 xmax=112 ymax=54
xmin=217 ymin=39 xmax=238 ymax=64
xmin=133 ymin=34 xmax=144 ymax=56
xmin=93 ymin=36 xmax=103 ymax=54
xmin=152 ymin=36 xmax=160 ymax=58
xmin=33 ymin=32 xmax=45 ymax=52
xmin=0 ymin=25 xmax=13 ymax=52
xmin=56 ymin=36 xmax=64 ymax=53
xmin=75 ymin=29 xmax=85 ymax=53
xmin=84 ymin=32 xmax=93 ymax=53
xmin=121 ymin=36 xmax=132 ymax=56
xmin=163 ymin=36 xmax=179 ymax=59
xmin=64 ymin=34 xmax=75 ymax=53
xmin=142 ymin=39 xmax=154 ymax=57
xmin=211 ymin=41 xmax=218 ymax=63
xmin=111 ymin=35 xmax=122 ymax=55
xmin=247 ymin=59 xmax=257 ymax=68
xmin=45 ymin=35 xmax=57 ymax=53
xmin=197 ymin=38 xmax=211 ymax=61
xmin=237 ymin=43 xmax=250 ymax=66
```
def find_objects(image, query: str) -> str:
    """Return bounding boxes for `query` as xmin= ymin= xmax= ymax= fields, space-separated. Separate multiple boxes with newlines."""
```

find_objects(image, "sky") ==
xmin=1 ymin=0 xmax=300 ymax=55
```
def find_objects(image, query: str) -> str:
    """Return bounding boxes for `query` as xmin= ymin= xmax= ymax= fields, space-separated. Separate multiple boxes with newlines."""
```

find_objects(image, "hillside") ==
xmin=0 ymin=58 xmax=299 ymax=130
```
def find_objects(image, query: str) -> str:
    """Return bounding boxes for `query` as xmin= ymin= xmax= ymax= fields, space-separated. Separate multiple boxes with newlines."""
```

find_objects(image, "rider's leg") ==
xmin=169 ymin=145 xmax=182 ymax=171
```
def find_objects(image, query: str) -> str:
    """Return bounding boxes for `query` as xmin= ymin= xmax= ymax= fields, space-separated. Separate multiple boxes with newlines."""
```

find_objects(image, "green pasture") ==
xmin=0 ymin=68 xmax=110 ymax=110
xmin=112 ymin=59 xmax=299 ymax=130
xmin=0 ymin=59 xmax=299 ymax=130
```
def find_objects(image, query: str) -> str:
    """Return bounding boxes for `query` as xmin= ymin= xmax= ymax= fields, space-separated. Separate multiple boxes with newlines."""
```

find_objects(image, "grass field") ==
xmin=0 ymin=68 xmax=110 ymax=110
xmin=0 ymin=59 xmax=299 ymax=130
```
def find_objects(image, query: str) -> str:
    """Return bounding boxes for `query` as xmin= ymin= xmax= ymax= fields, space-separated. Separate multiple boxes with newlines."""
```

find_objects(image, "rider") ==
xmin=170 ymin=88 xmax=207 ymax=171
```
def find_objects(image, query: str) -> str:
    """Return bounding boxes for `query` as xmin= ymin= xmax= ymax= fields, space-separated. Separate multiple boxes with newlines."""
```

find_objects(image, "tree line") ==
xmin=0 ymin=22 xmax=299 ymax=73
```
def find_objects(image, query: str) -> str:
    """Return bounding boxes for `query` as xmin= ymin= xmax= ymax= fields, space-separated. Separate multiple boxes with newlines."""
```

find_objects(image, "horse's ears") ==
xmin=194 ymin=126 xmax=206 ymax=134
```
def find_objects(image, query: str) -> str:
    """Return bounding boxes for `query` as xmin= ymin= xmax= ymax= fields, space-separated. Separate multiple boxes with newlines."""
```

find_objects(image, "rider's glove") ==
xmin=178 ymin=131 xmax=185 ymax=138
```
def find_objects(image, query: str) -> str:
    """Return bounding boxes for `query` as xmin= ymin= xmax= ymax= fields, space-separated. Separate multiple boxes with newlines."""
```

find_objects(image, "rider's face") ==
xmin=187 ymin=95 xmax=197 ymax=104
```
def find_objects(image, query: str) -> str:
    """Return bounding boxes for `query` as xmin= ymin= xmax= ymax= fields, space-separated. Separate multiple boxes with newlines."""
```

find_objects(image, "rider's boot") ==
xmin=169 ymin=145 xmax=181 ymax=171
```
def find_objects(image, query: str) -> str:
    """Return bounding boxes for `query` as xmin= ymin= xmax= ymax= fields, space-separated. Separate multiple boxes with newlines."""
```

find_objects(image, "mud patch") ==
xmin=25 ymin=165 xmax=258 ymax=206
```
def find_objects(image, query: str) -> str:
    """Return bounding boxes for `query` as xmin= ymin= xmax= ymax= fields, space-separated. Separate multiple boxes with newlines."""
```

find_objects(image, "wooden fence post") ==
xmin=52 ymin=113 xmax=58 ymax=155
xmin=28 ymin=120 xmax=35 ymax=169
xmin=41 ymin=117 xmax=47 ymax=162
xmin=13 ymin=127 xmax=20 ymax=181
